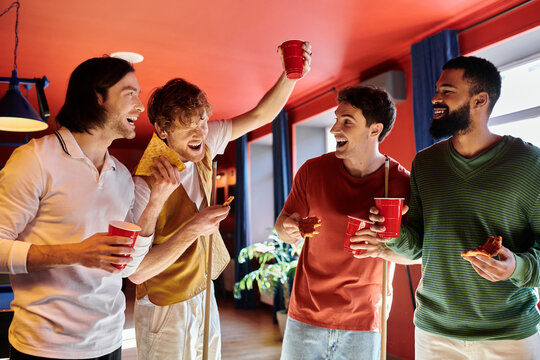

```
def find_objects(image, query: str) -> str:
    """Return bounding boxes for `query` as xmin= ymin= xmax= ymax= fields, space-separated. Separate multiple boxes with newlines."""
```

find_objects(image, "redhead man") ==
xmin=129 ymin=42 xmax=312 ymax=359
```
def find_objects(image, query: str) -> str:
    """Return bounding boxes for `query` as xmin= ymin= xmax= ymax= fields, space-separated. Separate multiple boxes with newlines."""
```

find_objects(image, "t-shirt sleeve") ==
xmin=206 ymin=119 xmax=232 ymax=159
xmin=0 ymin=145 xmax=43 ymax=274
xmin=282 ymin=161 xmax=310 ymax=217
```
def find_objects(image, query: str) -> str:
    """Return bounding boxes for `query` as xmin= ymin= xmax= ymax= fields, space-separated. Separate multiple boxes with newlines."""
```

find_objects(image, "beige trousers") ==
xmin=415 ymin=327 xmax=540 ymax=360
xmin=134 ymin=283 xmax=221 ymax=360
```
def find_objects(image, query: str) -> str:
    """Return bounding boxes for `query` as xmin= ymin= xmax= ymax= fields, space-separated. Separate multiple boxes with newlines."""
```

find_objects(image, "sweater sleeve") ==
xmin=386 ymin=159 xmax=423 ymax=260
xmin=509 ymin=193 xmax=540 ymax=288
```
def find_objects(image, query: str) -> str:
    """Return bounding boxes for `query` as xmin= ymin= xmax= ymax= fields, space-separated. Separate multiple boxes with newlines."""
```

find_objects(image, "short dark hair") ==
xmin=56 ymin=57 xmax=134 ymax=133
xmin=337 ymin=85 xmax=396 ymax=142
xmin=443 ymin=56 xmax=501 ymax=113
xmin=148 ymin=78 xmax=213 ymax=132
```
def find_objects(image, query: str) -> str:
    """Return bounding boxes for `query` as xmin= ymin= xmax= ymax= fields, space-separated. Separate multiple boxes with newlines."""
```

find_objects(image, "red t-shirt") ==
xmin=284 ymin=153 xmax=410 ymax=331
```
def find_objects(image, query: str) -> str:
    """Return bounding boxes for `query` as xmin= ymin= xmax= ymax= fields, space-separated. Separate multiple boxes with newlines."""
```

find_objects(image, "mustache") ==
xmin=433 ymin=104 xmax=449 ymax=111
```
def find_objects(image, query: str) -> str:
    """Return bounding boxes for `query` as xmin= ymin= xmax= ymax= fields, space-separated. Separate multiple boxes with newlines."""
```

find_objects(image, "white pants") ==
xmin=134 ymin=283 xmax=221 ymax=360
xmin=415 ymin=327 xmax=540 ymax=360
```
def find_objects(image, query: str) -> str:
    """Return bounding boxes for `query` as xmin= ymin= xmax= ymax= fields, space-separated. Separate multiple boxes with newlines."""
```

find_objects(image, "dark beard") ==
xmin=429 ymin=103 xmax=471 ymax=139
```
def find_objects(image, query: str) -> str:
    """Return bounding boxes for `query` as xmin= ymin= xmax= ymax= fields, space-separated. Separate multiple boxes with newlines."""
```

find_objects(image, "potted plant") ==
xmin=234 ymin=229 xmax=303 ymax=336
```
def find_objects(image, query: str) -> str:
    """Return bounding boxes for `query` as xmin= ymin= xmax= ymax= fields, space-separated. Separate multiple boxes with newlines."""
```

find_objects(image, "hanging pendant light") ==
xmin=0 ymin=1 xmax=50 ymax=132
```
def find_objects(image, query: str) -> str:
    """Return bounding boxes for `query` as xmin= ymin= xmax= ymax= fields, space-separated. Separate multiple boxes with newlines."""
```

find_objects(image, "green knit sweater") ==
xmin=387 ymin=136 xmax=540 ymax=340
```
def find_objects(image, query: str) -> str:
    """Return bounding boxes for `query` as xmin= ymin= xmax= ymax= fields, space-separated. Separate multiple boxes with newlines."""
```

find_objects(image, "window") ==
xmin=488 ymin=56 xmax=540 ymax=146
xmin=293 ymin=107 xmax=337 ymax=172
xmin=472 ymin=25 xmax=540 ymax=147
xmin=249 ymin=135 xmax=275 ymax=244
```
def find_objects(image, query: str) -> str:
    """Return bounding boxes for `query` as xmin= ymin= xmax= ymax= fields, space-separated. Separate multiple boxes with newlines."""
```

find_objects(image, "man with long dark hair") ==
xmin=0 ymin=56 xmax=179 ymax=359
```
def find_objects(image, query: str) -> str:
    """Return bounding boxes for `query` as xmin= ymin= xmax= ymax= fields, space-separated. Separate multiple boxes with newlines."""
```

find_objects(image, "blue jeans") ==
xmin=281 ymin=317 xmax=380 ymax=360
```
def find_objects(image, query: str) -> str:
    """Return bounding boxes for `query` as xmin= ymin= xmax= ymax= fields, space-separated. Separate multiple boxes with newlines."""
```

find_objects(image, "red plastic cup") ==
xmin=374 ymin=198 xmax=404 ymax=239
xmin=344 ymin=216 xmax=374 ymax=255
xmin=280 ymin=40 xmax=304 ymax=79
xmin=108 ymin=220 xmax=141 ymax=270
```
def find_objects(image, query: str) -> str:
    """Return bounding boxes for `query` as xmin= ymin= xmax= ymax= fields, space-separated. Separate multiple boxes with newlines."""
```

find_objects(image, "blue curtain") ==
xmin=271 ymin=110 xmax=293 ymax=321
xmin=272 ymin=110 xmax=292 ymax=220
xmin=234 ymin=135 xmax=256 ymax=309
xmin=407 ymin=29 xmax=459 ymax=310
xmin=411 ymin=29 xmax=459 ymax=152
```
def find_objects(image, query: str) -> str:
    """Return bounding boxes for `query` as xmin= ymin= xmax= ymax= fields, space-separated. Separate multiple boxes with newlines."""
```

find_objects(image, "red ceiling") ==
xmin=0 ymin=0 xmax=530 ymax=148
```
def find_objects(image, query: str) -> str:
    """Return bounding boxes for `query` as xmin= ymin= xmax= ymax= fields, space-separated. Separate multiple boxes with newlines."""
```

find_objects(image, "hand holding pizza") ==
xmin=281 ymin=212 xmax=304 ymax=241
xmin=148 ymin=156 xmax=182 ymax=205
xmin=187 ymin=205 xmax=231 ymax=238
xmin=462 ymin=240 xmax=517 ymax=282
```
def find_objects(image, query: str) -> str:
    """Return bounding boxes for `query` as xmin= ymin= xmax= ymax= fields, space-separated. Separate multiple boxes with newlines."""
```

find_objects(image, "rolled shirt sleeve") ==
xmin=0 ymin=145 xmax=44 ymax=274
xmin=120 ymin=233 xmax=153 ymax=277
xmin=120 ymin=176 xmax=153 ymax=277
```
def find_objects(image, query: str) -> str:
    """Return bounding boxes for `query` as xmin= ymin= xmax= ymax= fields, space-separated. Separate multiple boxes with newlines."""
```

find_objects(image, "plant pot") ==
xmin=276 ymin=309 xmax=288 ymax=339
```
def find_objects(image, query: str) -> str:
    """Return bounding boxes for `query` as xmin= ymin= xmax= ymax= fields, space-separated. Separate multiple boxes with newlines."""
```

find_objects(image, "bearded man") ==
xmin=365 ymin=56 xmax=540 ymax=359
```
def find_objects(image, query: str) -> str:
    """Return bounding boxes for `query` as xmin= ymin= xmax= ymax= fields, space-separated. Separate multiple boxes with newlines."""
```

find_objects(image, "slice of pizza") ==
xmin=461 ymin=236 xmax=502 ymax=257
xmin=298 ymin=216 xmax=322 ymax=238
xmin=134 ymin=133 xmax=186 ymax=176
xmin=223 ymin=196 xmax=234 ymax=206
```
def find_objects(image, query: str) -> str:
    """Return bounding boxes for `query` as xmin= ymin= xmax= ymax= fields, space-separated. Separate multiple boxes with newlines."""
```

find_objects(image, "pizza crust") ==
xmin=461 ymin=236 xmax=502 ymax=257
xmin=134 ymin=133 xmax=186 ymax=176
xmin=298 ymin=216 xmax=321 ymax=238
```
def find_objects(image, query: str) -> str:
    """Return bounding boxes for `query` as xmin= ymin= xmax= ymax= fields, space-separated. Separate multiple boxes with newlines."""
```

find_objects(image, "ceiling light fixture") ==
xmin=0 ymin=0 xmax=50 ymax=132
xmin=110 ymin=52 xmax=144 ymax=64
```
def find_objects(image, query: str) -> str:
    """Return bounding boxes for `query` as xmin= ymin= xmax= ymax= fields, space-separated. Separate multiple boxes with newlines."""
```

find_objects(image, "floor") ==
xmin=122 ymin=283 xmax=283 ymax=360
xmin=2 ymin=283 xmax=401 ymax=359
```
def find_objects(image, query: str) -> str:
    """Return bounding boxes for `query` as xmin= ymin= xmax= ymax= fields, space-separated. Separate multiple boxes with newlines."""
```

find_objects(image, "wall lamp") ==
xmin=0 ymin=1 xmax=50 ymax=132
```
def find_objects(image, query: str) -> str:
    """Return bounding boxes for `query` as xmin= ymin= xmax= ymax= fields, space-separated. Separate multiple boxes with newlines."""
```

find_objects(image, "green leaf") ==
xmin=233 ymin=228 xmax=305 ymax=309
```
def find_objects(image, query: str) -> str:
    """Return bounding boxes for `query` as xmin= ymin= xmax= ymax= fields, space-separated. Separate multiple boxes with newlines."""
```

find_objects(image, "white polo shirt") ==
xmin=0 ymin=127 xmax=152 ymax=358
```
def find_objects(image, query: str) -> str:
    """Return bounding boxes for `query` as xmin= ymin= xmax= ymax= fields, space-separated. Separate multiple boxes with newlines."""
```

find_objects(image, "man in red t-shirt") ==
xmin=275 ymin=86 xmax=419 ymax=360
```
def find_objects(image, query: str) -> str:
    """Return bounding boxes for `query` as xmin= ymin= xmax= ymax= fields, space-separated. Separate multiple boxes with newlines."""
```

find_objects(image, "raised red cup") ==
xmin=374 ymin=198 xmax=404 ymax=239
xmin=108 ymin=220 xmax=141 ymax=270
xmin=344 ymin=216 xmax=374 ymax=255
xmin=280 ymin=40 xmax=304 ymax=79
